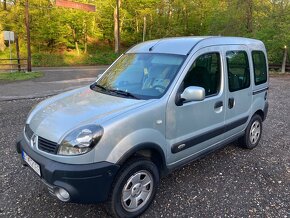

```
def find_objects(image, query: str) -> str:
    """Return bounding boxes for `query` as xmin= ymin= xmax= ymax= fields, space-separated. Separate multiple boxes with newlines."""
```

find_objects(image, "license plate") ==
xmin=22 ymin=151 xmax=41 ymax=176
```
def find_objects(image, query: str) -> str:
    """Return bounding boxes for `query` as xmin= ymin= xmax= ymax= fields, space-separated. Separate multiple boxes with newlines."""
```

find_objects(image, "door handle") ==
xmin=228 ymin=98 xmax=235 ymax=109
xmin=214 ymin=101 xmax=223 ymax=109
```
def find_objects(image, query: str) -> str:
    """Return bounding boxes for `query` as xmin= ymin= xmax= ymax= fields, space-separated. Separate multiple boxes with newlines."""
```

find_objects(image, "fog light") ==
xmin=55 ymin=187 xmax=70 ymax=202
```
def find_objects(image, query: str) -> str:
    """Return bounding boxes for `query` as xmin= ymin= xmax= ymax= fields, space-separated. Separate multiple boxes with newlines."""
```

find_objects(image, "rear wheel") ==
xmin=239 ymin=114 xmax=263 ymax=149
xmin=106 ymin=158 xmax=159 ymax=218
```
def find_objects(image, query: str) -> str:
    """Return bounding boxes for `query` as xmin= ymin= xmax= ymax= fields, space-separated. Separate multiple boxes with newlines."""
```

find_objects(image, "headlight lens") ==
xmin=58 ymin=125 xmax=103 ymax=155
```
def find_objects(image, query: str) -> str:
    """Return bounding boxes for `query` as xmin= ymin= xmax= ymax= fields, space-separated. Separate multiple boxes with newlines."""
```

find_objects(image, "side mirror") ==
xmin=180 ymin=86 xmax=205 ymax=102
xmin=96 ymin=73 xmax=103 ymax=80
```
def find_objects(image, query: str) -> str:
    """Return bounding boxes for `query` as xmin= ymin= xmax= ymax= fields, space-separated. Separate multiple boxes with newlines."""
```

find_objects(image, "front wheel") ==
xmin=239 ymin=114 xmax=263 ymax=149
xmin=106 ymin=158 xmax=159 ymax=218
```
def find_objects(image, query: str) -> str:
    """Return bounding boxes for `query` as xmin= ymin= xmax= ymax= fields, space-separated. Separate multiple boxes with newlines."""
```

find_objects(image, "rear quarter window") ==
xmin=252 ymin=51 xmax=267 ymax=85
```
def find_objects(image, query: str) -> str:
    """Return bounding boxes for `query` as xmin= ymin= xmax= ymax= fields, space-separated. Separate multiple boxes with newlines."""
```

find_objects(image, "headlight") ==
xmin=58 ymin=125 xmax=103 ymax=155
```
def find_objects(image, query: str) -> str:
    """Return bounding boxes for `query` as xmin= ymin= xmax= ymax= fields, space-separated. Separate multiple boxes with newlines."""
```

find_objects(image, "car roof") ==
xmin=126 ymin=36 xmax=265 ymax=55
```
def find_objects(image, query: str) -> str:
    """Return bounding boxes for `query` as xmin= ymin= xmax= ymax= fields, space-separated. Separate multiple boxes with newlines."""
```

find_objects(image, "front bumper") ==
xmin=16 ymin=138 xmax=120 ymax=204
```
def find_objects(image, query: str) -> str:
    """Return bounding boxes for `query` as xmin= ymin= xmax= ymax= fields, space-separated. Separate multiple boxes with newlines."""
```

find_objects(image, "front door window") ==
xmin=183 ymin=52 xmax=221 ymax=97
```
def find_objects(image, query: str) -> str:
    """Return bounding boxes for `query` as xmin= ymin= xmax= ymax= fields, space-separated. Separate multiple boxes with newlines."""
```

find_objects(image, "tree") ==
xmin=1 ymin=0 xmax=289 ymax=65
xmin=114 ymin=0 xmax=121 ymax=53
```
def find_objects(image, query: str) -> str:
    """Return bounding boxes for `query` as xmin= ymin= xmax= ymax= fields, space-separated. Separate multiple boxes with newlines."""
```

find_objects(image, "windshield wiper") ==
xmin=91 ymin=84 xmax=139 ymax=99
xmin=90 ymin=83 xmax=109 ymax=92
xmin=109 ymin=89 xmax=139 ymax=99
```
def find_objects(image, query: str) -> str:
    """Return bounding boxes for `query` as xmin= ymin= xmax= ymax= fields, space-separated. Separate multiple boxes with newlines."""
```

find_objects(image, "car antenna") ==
xmin=149 ymin=39 xmax=163 ymax=52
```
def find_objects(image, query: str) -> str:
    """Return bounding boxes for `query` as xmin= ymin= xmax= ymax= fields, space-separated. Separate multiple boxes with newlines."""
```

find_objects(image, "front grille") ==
xmin=25 ymin=124 xmax=34 ymax=141
xmin=38 ymin=137 xmax=59 ymax=154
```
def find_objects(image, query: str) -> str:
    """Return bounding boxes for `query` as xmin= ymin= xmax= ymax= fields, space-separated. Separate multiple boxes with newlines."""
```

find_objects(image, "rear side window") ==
xmin=226 ymin=51 xmax=250 ymax=92
xmin=252 ymin=51 xmax=267 ymax=85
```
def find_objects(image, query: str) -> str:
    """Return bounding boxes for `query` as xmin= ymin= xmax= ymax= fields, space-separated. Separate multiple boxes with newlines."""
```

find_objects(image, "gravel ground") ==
xmin=0 ymin=76 xmax=289 ymax=218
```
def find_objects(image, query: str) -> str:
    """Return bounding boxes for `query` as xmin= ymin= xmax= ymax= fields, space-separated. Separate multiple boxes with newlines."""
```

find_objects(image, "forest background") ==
xmin=0 ymin=0 xmax=289 ymax=67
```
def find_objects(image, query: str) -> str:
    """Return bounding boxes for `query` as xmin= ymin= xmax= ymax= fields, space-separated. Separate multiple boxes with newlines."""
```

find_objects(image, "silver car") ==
xmin=16 ymin=36 xmax=269 ymax=218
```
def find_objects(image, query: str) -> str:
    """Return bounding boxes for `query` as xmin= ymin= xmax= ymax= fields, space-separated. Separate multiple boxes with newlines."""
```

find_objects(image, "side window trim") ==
xmin=226 ymin=50 xmax=251 ymax=92
xmin=252 ymin=50 xmax=268 ymax=85
xmin=182 ymin=52 xmax=222 ymax=99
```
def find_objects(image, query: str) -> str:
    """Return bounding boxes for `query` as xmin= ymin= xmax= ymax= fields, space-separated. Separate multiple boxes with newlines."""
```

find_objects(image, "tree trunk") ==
xmin=143 ymin=16 xmax=146 ymax=42
xmin=25 ymin=0 xmax=32 ymax=72
xmin=75 ymin=41 xmax=79 ymax=55
xmin=84 ymin=40 xmax=87 ymax=54
xmin=114 ymin=0 xmax=121 ymax=54
xmin=15 ymin=34 xmax=21 ymax=72
xmin=149 ymin=14 xmax=153 ymax=39
xmin=3 ymin=0 xmax=7 ymax=10
xmin=72 ymin=28 xmax=80 ymax=55
xmin=282 ymin=46 xmax=288 ymax=74
xmin=0 ymin=28 xmax=5 ymax=51
xmin=245 ymin=0 xmax=253 ymax=33
xmin=120 ymin=13 xmax=124 ymax=34
xmin=84 ymin=22 xmax=87 ymax=54
xmin=136 ymin=18 xmax=139 ymax=33
xmin=184 ymin=5 xmax=188 ymax=33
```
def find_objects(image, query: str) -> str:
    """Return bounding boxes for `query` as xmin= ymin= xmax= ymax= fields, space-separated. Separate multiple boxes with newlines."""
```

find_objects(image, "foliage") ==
xmin=0 ymin=0 xmax=289 ymax=66
xmin=0 ymin=71 xmax=43 ymax=81
xmin=32 ymin=49 xmax=119 ymax=66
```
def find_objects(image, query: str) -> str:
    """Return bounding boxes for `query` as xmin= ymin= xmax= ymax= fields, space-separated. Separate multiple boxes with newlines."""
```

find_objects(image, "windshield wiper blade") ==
xmin=91 ymin=83 xmax=108 ymax=92
xmin=91 ymin=84 xmax=139 ymax=99
xmin=109 ymin=89 xmax=139 ymax=99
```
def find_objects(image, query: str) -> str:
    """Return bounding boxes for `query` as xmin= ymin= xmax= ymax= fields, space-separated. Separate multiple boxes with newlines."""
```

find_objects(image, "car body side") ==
xmin=91 ymin=37 xmax=269 ymax=173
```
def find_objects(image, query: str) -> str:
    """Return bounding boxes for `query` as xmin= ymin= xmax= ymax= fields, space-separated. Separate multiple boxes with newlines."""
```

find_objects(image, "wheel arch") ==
xmin=116 ymin=143 xmax=168 ymax=177
xmin=253 ymin=109 xmax=265 ymax=121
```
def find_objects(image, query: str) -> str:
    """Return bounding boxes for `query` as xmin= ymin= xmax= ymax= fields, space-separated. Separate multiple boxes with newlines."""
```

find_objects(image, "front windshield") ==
xmin=94 ymin=53 xmax=186 ymax=99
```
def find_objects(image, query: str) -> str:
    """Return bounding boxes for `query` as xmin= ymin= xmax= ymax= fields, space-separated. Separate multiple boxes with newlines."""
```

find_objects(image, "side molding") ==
xmin=171 ymin=116 xmax=248 ymax=153
xmin=252 ymin=87 xmax=269 ymax=95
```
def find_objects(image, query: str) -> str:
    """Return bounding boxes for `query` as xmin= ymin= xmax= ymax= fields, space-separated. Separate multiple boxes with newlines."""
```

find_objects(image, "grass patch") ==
xmin=0 ymin=71 xmax=44 ymax=81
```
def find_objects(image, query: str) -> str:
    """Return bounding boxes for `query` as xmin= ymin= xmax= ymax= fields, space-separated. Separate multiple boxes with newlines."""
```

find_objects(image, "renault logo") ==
xmin=30 ymin=134 xmax=38 ymax=148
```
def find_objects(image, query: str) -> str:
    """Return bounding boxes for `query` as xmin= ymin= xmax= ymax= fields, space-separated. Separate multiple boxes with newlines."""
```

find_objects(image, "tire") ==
xmin=239 ymin=114 xmax=263 ymax=149
xmin=106 ymin=158 xmax=159 ymax=218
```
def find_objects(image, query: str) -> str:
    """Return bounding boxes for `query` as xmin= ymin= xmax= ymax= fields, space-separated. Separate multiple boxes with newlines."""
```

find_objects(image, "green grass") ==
xmin=0 ymin=71 xmax=44 ymax=81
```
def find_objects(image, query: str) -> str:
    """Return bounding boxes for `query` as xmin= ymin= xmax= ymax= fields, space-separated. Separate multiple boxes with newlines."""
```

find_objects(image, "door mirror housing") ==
xmin=180 ymin=86 xmax=205 ymax=102
xmin=96 ymin=73 xmax=104 ymax=80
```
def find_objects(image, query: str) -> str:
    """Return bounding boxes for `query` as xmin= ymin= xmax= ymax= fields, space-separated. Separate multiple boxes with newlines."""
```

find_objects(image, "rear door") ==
xmin=223 ymin=45 xmax=252 ymax=138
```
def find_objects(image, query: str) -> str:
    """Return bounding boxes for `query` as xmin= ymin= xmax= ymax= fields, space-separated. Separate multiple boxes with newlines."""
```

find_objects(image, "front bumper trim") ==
xmin=16 ymin=138 xmax=120 ymax=203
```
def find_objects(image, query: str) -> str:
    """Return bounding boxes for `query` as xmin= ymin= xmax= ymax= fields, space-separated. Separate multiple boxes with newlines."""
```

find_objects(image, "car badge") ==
xmin=31 ymin=134 xmax=38 ymax=148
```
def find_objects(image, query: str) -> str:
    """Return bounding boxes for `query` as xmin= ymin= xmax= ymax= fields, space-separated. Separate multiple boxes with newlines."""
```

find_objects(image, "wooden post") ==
xmin=143 ymin=16 xmax=146 ymax=42
xmin=114 ymin=0 xmax=120 ymax=54
xmin=3 ymin=0 xmax=7 ymax=10
xmin=282 ymin=46 xmax=287 ymax=74
xmin=25 ymin=0 xmax=32 ymax=72
xmin=15 ymin=34 xmax=21 ymax=72
xmin=8 ymin=33 xmax=12 ymax=72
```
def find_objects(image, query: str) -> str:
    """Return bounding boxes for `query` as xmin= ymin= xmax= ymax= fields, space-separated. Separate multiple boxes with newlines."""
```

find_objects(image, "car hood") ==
xmin=27 ymin=87 xmax=148 ymax=143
